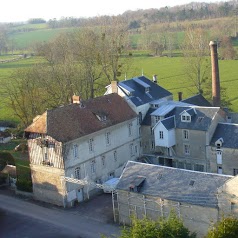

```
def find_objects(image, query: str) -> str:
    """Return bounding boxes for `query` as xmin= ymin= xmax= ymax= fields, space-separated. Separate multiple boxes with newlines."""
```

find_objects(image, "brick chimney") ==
xmin=111 ymin=81 xmax=118 ymax=94
xmin=178 ymin=92 xmax=183 ymax=101
xmin=209 ymin=41 xmax=221 ymax=107
xmin=71 ymin=95 xmax=80 ymax=104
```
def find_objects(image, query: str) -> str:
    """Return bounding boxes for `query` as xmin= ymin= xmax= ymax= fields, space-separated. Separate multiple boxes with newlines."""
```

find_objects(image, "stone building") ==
xmin=114 ymin=161 xmax=237 ymax=238
xmin=209 ymin=122 xmax=238 ymax=176
xmin=25 ymin=94 xmax=139 ymax=206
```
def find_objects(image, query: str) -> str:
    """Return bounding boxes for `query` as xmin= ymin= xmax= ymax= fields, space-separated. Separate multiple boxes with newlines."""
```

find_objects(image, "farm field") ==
xmin=0 ymin=54 xmax=238 ymax=125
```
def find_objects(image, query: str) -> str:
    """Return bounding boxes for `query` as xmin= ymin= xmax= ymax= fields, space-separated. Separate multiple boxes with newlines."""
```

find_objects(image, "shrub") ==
xmin=16 ymin=178 xmax=32 ymax=192
xmin=0 ymin=152 xmax=15 ymax=170
xmin=206 ymin=216 xmax=238 ymax=238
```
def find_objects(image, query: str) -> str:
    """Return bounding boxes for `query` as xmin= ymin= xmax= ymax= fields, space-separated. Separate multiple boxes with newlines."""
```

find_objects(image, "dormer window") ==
xmin=181 ymin=115 xmax=191 ymax=122
xmin=145 ymin=87 xmax=150 ymax=93
xmin=215 ymin=138 xmax=224 ymax=149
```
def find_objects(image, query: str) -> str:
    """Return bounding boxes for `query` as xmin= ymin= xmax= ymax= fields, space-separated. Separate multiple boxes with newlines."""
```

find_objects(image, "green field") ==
xmin=9 ymin=28 xmax=73 ymax=49
xmin=0 ymin=54 xmax=238 ymax=123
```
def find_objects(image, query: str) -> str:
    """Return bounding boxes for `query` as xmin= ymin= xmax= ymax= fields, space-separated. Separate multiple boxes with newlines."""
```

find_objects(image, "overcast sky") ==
xmin=2 ymin=0 xmax=223 ymax=23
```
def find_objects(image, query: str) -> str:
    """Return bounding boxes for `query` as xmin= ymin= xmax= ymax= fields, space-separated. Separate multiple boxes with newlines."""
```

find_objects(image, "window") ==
xmin=88 ymin=138 xmax=94 ymax=152
xmin=91 ymin=160 xmax=96 ymax=174
xmin=151 ymin=141 xmax=155 ymax=149
xmin=138 ymin=112 xmax=142 ymax=124
xmin=194 ymin=164 xmax=204 ymax=172
xmin=181 ymin=115 xmax=191 ymax=122
xmin=186 ymin=163 xmax=192 ymax=170
xmin=159 ymin=131 xmax=164 ymax=139
xmin=113 ymin=150 xmax=117 ymax=162
xmin=145 ymin=87 xmax=150 ymax=93
xmin=150 ymin=127 xmax=154 ymax=135
xmin=75 ymin=167 xmax=81 ymax=179
xmin=73 ymin=144 xmax=78 ymax=158
xmin=128 ymin=122 xmax=133 ymax=136
xmin=217 ymin=166 xmax=223 ymax=174
xmin=135 ymin=145 xmax=138 ymax=154
xmin=101 ymin=156 xmax=106 ymax=167
xmin=155 ymin=116 xmax=160 ymax=123
xmin=184 ymin=144 xmax=190 ymax=155
xmin=105 ymin=132 xmax=110 ymax=146
xmin=183 ymin=130 xmax=189 ymax=140
xmin=233 ymin=169 xmax=238 ymax=176
xmin=130 ymin=144 xmax=134 ymax=157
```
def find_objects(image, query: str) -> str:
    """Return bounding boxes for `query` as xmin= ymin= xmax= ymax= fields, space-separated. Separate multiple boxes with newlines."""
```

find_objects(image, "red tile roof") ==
xmin=25 ymin=94 xmax=137 ymax=142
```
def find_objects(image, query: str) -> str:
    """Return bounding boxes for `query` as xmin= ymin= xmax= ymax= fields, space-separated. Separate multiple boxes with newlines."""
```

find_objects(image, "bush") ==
xmin=120 ymin=212 xmax=196 ymax=238
xmin=16 ymin=178 xmax=32 ymax=192
xmin=206 ymin=216 xmax=238 ymax=238
xmin=0 ymin=152 xmax=15 ymax=170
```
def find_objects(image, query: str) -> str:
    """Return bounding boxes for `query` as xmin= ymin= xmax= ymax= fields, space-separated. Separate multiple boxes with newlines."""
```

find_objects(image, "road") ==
xmin=0 ymin=194 xmax=120 ymax=238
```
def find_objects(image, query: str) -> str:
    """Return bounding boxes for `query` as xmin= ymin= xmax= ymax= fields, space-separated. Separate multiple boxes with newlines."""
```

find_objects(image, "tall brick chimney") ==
xmin=111 ymin=81 xmax=118 ymax=94
xmin=209 ymin=41 xmax=221 ymax=107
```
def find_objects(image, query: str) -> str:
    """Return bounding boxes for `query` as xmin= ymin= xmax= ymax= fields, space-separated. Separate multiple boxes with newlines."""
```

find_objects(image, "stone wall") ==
xmin=31 ymin=164 xmax=66 ymax=206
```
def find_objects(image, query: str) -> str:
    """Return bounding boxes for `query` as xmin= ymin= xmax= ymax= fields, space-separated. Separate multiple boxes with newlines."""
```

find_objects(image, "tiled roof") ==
xmin=117 ymin=161 xmax=232 ymax=207
xmin=118 ymin=76 xmax=172 ymax=107
xmin=182 ymin=94 xmax=212 ymax=107
xmin=210 ymin=123 xmax=238 ymax=149
xmin=25 ymin=94 xmax=137 ymax=142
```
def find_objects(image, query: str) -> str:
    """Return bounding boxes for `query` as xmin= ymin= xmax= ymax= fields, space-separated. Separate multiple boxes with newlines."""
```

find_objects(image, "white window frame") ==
xmin=113 ymin=150 xmax=117 ymax=162
xmin=183 ymin=129 xmax=189 ymax=140
xmin=155 ymin=116 xmax=160 ymax=123
xmin=159 ymin=131 xmax=164 ymax=139
xmin=184 ymin=144 xmax=190 ymax=155
xmin=101 ymin=156 xmax=106 ymax=167
xmin=88 ymin=138 xmax=94 ymax=152
xmin=105 ymin=132 xmax=111 ymax=146
xmin=75 ymin=167 xmax=81 ymax=179
xmin=73 ymin=144 xmax=78 ymax=158
xmin=181 ymin=114 xmax=191 ymax=122
xmin=128 ymin=122 xmax=133 ymax=136
xmin=91 ymin=160 xmax=96 ymax=174
xmin=130 ymin=144 xmax=134 ymax=157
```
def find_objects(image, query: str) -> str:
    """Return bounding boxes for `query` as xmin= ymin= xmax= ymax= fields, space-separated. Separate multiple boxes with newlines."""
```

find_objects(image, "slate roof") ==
xmin=167 ymin=106 xmax=221 ymax=131
xmin=182 ymin=94 xmax=212 ymax=107
xmin=160 ymin=116 xmax=175 ymax=130
xmin=25 ymin=94 xmax=137 ymax=143
xmin=117 ymin=161 xmax=232 ymax=208
xmin=210 ymin=123 xmax=238 ymax=149
xmin=141 ymin=108 xmax=156 ymax=126
xmin=118 ymin=76 xmax=172 ymax=107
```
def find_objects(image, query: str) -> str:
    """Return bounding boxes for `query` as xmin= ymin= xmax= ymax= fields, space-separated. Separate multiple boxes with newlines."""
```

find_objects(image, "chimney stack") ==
xmin=111 ymin=81 xmax=118 ymax=94
xmin=178 ymin=92 xmax=183 ymax=101
xmin=71 ymin=95 xmax=80 ymax=104
xmin=152 ymin=74 xmax=158 ymax=84
xmin=209 ymin=41 xmax=221 ymax=107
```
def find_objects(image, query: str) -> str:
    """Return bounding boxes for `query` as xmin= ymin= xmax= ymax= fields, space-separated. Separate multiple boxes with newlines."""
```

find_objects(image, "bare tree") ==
xmin=182 ymin=27 xmax=211 ymax=95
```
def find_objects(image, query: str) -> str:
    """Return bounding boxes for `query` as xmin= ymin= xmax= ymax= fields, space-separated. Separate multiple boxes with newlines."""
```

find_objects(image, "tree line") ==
xmin=2 ymin=18 xmax=131 ymax=127
xmin=103 ymin=214 xmax=238 ymax=238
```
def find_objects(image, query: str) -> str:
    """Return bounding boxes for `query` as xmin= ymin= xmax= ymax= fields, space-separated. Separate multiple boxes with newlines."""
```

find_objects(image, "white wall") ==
xmin=64 ymin=117 xmax=140 ymax=184
xmin=154 ymin=123 xmax=175 ymax=148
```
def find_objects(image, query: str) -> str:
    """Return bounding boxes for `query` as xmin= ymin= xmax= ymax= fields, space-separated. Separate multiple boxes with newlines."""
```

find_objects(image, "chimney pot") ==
xmin=152 ymin=74 xmax=157 ymax=84
xmin=209 ymin=40 xmax=221 ymax=107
